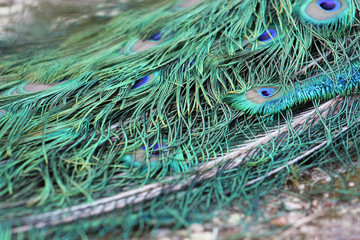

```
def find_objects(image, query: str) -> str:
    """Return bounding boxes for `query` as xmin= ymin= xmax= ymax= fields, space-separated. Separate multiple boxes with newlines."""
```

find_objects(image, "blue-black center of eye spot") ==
xmin=257 ymin=29 xmax=277 ymax=42
xmin=132 ymin=76 xmax=150 ymax=89
xmin=257 ymin=87 xmax=276 ymax=98
xmin=261 ymin=90 xmax=270 ymax=96
xmin=141 ymin=143 xmax=167 ymax=156
xmin=316 ymin=0 xmax=341 ymax=12
xmin=148 ymin=31 xmax=165 ymax=41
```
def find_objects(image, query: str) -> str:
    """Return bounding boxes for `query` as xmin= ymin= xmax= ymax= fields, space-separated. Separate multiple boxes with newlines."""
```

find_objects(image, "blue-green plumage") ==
xmin=258 ymin=29 xmax=278 ymax=42
xmin=243 ymin=25 xmax=283 ymax=50
xmin=224 ymin=63 xmax=360 ymax=114
xmin=0 ymin=0 xmax=360 ymax=239
xmin=295 ymin=0 xmax=353 ymax=26
xmin=131 ymin=72 xmax=160 ymax=89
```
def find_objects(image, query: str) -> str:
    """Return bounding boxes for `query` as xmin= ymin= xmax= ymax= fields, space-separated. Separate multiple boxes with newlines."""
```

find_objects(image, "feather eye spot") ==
xmin=3 ymin=83 xmax=60 ymax=96
xmin=148 ymin=30 xmax=175 ymax=41
xmin=147 ymin=31 xmax=165 ymax=41
xmin=141 ymin=143 xmax=167 ymax=156
xmin=258 ymin=29 xmax=277 ymax=42
xmin=316 ymin=0 xmax=341 ymax=11
xmin=122 ymin=30 xmax=174 ymax=54
xmin=131 ymin=72 xmax=159 ymax=89
xmin=132 ymin=76 xmax=150 ymax=89
xmin=257 ymin=87 xmax=276 ymax=98
xmin=300 ymin=0 xmax=348 ymax=23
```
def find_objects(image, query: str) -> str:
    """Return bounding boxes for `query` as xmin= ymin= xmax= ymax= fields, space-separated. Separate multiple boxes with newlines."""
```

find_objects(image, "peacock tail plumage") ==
xmin=0 ymin=0 xmax=360 ymax=238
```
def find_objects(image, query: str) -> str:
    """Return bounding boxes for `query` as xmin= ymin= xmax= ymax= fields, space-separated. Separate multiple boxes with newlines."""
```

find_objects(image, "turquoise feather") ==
xmin=224 ymin=62 xmax=360 ymax=114
xmin=295 ymin=0 xmax=353 ymax=26
xmin=242 ymin=25 xmax=283 ymax=50
xmin=1 ymin=83 xmax=60 ymax=96
xmin=0 ymin=0 xmax=360 ymax=239
xmin=131 ymin=72 xmax=160 ymax=89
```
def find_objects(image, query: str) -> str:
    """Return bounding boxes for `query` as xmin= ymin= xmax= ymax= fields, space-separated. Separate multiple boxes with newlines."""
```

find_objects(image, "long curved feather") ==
xmin=0 ymin=0 xmax=360 ymax=239
xmin=224 ymin=62 xmax=360 ymax=114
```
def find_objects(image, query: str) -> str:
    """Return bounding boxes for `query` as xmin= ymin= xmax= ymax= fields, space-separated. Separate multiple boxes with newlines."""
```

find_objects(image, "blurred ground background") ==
xmin=150 ymin=165 xmax=360 ymax=240
xmin=1 ymin=1 xmax=360 ymax=239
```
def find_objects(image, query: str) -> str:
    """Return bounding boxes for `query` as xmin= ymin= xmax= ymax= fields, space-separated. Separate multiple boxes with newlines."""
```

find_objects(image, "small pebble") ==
xmin=227 ymin=213 xmax=242 ymax=225
xmin=212 ymin=217 xmax=224 ymax=225
xmin=176 ymin=230 xmax=189 ymax=237
xmin=284 ymin=201 xmax=303 ymax=211
xmin=190 ymin=223 xmax=204 ymax=233
xmin=270 ymin=216 xmax=288 ymax=226
xmin=154 ymin=228 xmax=172 ymax=238
xmin=190 ymin=232 xmax=213 ymax=240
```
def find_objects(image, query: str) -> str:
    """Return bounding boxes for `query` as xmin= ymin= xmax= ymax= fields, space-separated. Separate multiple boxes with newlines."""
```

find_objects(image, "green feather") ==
xmin=0 ymin=0 xmax=360 ymax=239
xmin=224 ymin=62 xmax=360 ymax=114
xmin=295 ymin=0 xmax=353 ymax=26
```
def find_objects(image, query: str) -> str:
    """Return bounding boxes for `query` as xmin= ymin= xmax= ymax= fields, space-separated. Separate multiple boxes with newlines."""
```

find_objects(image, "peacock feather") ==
xmin=224 ymin=61 xmax=360 ymax=114
xmin=0 ymin=0 xmax=360 ymax=238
